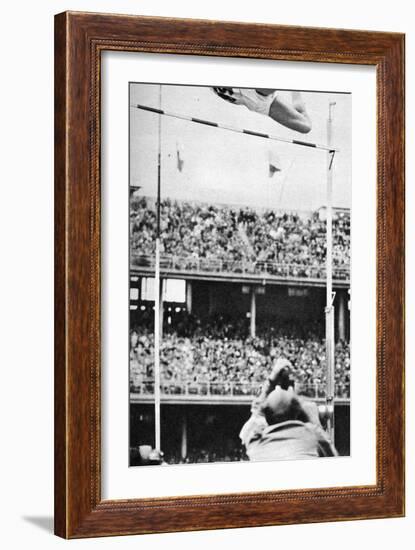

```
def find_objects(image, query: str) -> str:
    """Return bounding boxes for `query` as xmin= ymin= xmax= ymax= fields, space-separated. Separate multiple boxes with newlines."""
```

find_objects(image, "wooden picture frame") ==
xmin=54 ymin=11 xmax=405 ymax=538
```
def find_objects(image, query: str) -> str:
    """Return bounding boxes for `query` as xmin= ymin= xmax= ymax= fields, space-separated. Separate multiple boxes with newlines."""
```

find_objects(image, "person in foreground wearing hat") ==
xmin=130 ymin=445 xmax=166 ymax=467
xmin=239 ymin=359 xmax=337 ymax=462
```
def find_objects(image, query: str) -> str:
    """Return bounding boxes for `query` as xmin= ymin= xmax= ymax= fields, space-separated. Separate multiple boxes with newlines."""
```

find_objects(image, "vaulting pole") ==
xmin=325 ymin=102 xmax=336 ymax=443
xmin=154 ymin=85 xmax=162 ymax=452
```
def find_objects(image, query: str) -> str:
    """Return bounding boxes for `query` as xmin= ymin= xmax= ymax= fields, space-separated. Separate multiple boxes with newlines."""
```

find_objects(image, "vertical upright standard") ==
xmin=154 ymin=85 xmax=162 ymax=451
xmin=325 ymin=102 xmax=336 ymax=443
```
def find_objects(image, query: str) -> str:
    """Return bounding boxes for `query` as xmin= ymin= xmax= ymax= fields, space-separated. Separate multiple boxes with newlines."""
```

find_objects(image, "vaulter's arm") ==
xmin=260 ymin=90 xmax=312 ymax=134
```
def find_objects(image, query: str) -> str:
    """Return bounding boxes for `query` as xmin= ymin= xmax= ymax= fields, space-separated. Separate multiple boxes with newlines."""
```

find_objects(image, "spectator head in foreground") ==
xmin=262 ymin=387 xmax=308 ymax=425
xmin=269 ymin=358 xmax=323 ymax=427
xmin=270 ymin=357 xmax=294 ymax=390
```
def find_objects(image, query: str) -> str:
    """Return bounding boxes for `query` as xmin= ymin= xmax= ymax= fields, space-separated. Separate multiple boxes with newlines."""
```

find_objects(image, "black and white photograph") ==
xmin=128 ymin=83 xmax=351 ymax=467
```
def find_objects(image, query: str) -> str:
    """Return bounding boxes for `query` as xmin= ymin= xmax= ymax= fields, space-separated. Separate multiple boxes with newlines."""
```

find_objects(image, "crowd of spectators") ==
xmin=130 ymin=195 xmax=350 ymax=279
xmin=129 ymin=313 xmax=350 ymax=399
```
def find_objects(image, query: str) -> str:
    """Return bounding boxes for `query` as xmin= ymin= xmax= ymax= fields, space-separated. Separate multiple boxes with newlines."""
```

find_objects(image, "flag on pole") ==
xmin=268 ymin=149 xmax=282 ymax=177
xmin=176 ymin=141 xmax=184 ymax=172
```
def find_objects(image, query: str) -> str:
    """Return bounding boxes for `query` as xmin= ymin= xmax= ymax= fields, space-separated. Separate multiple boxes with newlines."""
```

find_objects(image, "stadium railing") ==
xmin=131 ymin=253 xmax=350 ymax=281
xmin=129 ymin=380 xmax=350 ymax=399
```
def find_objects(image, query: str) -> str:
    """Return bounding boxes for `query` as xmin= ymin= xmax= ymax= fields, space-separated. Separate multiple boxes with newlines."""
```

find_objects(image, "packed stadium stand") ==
xmin=130 ymin=195 xmax=350 ymax=281
xmin=130 ymin=314 xmax=350 ymax=400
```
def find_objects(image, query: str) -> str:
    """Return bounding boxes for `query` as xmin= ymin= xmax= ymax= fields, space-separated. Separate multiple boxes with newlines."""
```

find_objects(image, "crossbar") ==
xmin=132 ymin=103 xmax=339 ymax=153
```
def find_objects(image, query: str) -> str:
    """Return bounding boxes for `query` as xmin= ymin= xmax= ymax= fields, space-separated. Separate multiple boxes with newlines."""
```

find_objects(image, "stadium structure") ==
xmin=129 ymin=197 xmax=350 ymax=464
